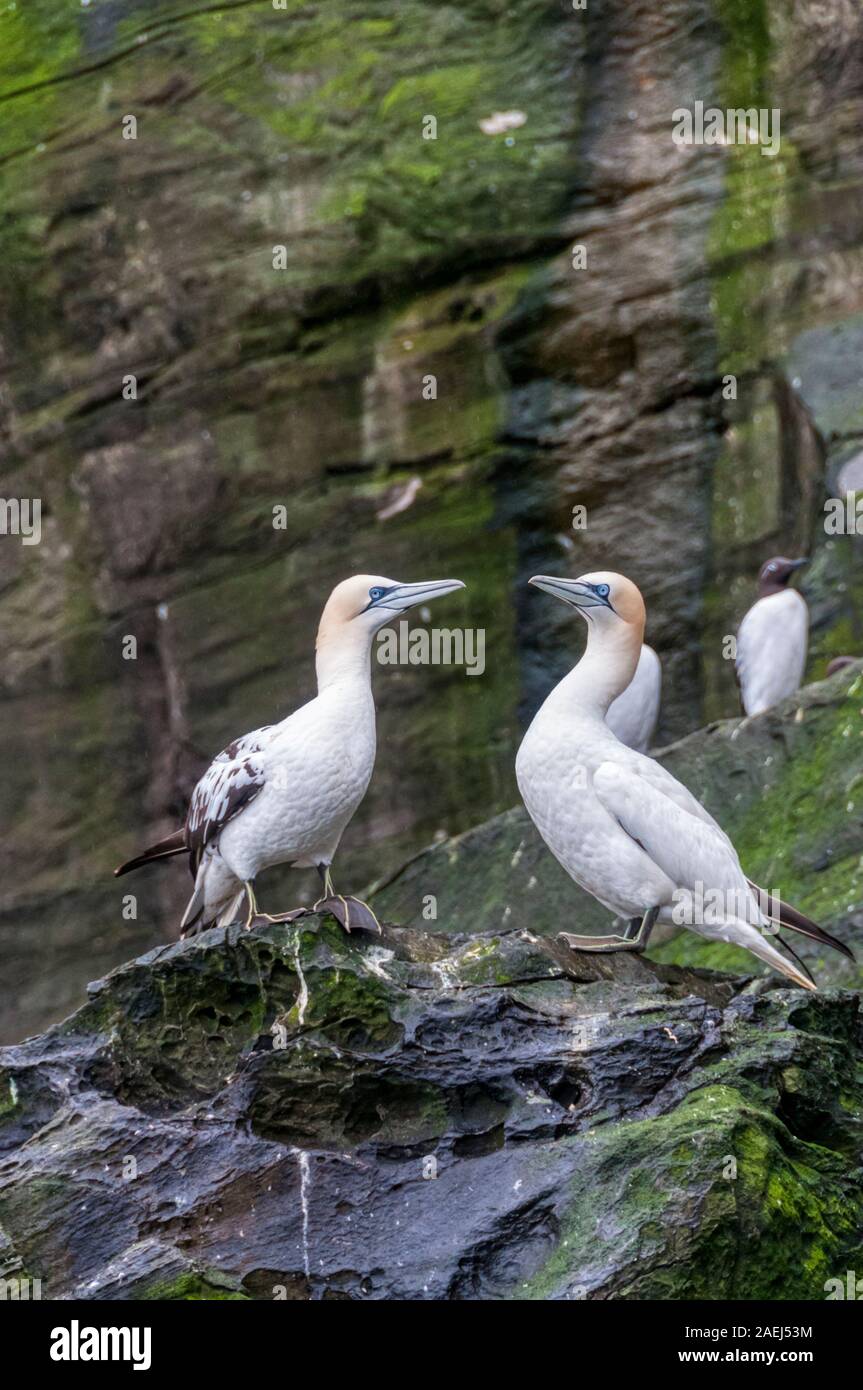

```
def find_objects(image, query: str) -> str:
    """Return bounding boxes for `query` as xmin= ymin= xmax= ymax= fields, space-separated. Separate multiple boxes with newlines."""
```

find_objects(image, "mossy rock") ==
xmin=0 ymin=912 xmax=860 ymax=1299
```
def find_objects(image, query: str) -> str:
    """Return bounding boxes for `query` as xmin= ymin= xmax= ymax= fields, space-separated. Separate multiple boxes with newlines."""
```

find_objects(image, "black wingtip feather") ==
xmin=114 ymin=830 xmax=187 ymax=878
xmin=748 ymin=879 xmax=856 ymax=962
xmin=775 ymin=932 xmax=817 ymax=988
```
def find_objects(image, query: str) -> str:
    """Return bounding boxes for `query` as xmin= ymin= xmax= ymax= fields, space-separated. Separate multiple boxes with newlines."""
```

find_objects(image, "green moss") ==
xmin=304 ymin=962 xmax=403 ymax=1050
xmin=516 ymin=1083 xmax=863 ymax=1300
xmin=708 ymin=0 xmax=799 ymax=374
xmin=187 ymin=0 xmax=576 ymax=289
xmin=140 ymin=1272 xmax=250 ymax=1301
xmin=0 ymin=1072 xmax=18 ymax=1118
xmin=650 ymin=673 xmax=863 ymax=981
xmin=711 ymin=392 xmax=781 ymax=551
xmin=0 ymin=4 xmax=82 ymax=159
xmin=728 ymin=686 xmax=863 ymax=900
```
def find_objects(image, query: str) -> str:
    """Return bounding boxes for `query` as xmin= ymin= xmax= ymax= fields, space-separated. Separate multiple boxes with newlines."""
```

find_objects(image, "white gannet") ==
xmin=605 ymin=643 xmax=661 ymax=752
xmin=115 ymin=573 xmax=465 ymax=936
xmin=736 ymin=556 xmax=809 ymax=716
xmin=516 ymin=570 xmax=853 ymax=988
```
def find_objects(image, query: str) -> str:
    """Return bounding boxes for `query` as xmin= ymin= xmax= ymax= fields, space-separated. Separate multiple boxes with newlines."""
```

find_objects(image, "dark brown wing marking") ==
xmin=184 ymin=725 xmax=274 ymax=872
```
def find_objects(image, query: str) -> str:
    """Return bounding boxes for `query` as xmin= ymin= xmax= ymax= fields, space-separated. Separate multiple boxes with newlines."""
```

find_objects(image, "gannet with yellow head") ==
xmin=516 ymin=570 xmax=852 ymax=988
xmin=116 ymin=573 xmax=465 ymax=936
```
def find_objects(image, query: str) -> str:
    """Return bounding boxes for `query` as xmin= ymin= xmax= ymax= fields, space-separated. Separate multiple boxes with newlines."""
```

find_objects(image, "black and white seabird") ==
xmin=515 ymin=571 xmax=853 ymax=988
xmin=736 ymin=556 xmax=809 ymax=716
xmin=115 ymin=574 xmax=465 ymax=936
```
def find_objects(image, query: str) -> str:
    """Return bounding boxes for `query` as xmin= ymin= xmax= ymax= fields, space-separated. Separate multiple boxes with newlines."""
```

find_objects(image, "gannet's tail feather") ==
xmin=747 ymin=880 xmax=855 ymax=962
xmin=180 ymin=889 xmax=245 ymax=938
xmin=114 ymin=829 xmax=186 ymax=877
xmin=180 ymin=853 xmax=244 ymax=938
xmin=590 ymin=762 xmax=820 ymax=990
xmin=216 ymin=890 xmax=247 ymax=928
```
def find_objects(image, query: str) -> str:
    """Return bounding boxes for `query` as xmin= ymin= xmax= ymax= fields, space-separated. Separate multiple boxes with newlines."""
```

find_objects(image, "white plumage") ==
xmin=736 ymin=587 xmax=808 ymax=717
xmin=182 ymin=680 xmax=378 ymax=930
xmin=605 ymin=643 xmax=661 ymax=752
xmin=516 ymin=570 xmax=822 ymax=989
xmin=116 ymin=573 xmax=464 ymax=934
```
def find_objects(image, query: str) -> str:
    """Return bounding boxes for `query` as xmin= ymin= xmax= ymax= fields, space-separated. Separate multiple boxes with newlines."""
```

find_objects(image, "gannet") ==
xmin=115 ymin=574 xmax=465 ymax=936
xmin=516 ymin=571 xmax=853 ymax=988
xmin=605 ymin=643 xmax=661 ymax=752
xmin=736 ymin=556 xmax=809 ymax=716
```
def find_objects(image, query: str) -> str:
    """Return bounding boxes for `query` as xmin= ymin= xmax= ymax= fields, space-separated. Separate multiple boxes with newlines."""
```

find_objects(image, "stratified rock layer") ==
xmin=1 ymin=917 xmax=861 ymax=1299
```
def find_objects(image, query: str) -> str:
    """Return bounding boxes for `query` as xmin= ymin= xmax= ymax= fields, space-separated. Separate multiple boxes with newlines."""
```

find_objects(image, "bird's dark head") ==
xmin=757 ymin=555 xmax=808 ymax=597
xmin=827 ymin=655 xmax=856 ymax=677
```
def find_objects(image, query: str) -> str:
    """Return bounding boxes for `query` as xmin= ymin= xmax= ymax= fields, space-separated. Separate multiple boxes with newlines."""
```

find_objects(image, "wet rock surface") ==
xmin=1 ymin=916 xmax=861 ymax=1300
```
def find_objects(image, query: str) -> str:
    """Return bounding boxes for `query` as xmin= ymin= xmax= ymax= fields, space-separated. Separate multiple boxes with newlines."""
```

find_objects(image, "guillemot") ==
xmin=515 ymin=570 xmax=852 ymax=987
xmin=736 ymin=556 xmax=808 ymax=716
xmin=115 ymin=574 xmax=465 ymax=936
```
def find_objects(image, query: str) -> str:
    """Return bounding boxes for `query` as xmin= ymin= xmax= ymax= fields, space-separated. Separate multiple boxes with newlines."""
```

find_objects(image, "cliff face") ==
xmin=1 ymin=918 xmax=861 ymax=1300
xmin=2 ymin=1 xmax=863 ymax=1044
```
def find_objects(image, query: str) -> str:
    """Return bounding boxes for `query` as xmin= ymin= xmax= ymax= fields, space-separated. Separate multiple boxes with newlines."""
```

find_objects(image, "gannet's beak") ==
xmin=528 ymin=575 xmax=613 ymax=611
xmin=375 ymin=579 xmax=465 ymax=613
xmin=789 ymin=558 xmax=809 ymax=571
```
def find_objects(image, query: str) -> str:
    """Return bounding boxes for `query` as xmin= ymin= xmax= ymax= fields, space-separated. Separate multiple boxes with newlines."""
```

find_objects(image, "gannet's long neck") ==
xmin=555 ymin=617 xmax=643 ymax=721
xmin=315 ymin=619 xmax=375 ymax=694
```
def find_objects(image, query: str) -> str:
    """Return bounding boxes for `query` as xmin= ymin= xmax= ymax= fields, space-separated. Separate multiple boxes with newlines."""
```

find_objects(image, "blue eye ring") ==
xmin=595 ymin=583 xmax=610 ymax=599
xmin=368 ymin=586 xmax=385 ymax=602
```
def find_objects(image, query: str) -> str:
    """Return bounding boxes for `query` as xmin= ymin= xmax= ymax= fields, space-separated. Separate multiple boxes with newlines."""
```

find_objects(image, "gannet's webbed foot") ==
xmin=311 ymin=863 xmax=381 ymax=933
xmin=313 ymin=894 xmax=383 ymax=934
xmin=242 ymin=881 xmax=315 ymax=929
xmin=252 ymin=908 xmax=313 ymax=925
xmin=559 ymin=906 xmax=659 ymax=955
